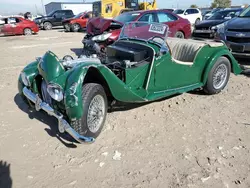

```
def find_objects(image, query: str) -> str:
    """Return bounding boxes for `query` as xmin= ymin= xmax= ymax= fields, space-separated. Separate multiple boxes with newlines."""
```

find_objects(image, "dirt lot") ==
xmin=0 ymin=29 xmax=250 ymax=188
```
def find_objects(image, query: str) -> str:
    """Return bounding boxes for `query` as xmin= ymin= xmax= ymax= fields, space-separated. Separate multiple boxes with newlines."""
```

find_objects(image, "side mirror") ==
xmin=184 ymin=12 xmax=188 ymax=15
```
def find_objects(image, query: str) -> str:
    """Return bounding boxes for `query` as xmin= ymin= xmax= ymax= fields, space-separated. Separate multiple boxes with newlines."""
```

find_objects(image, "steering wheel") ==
xmin=150 ymin=36 xmax=165 ymax=44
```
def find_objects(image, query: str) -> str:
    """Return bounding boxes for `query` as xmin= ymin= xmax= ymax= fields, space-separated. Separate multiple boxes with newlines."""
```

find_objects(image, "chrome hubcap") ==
xmin=44 ymin=23 xmax=51 ymax=30
xmin=73 ymin=24 xmax=79 ymax=31
xmin=212 ymin=64 xmax=228 ymax=89
xmin=87 ymin=95 xmax=105 ymax=133
xmin=24 ymin=29 xmax=32 ymax=35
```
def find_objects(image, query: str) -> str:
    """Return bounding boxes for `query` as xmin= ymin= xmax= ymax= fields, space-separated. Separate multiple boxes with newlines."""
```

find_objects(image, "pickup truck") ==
xmin=34 ymin=10 xmax=74 ymax=30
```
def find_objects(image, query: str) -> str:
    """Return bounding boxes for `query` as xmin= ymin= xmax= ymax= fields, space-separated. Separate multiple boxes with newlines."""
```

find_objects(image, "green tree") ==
xmin=190 ymin=4 xmax=198 ymax=8
xmin=211 ymin=0 xmax=231 ymax=8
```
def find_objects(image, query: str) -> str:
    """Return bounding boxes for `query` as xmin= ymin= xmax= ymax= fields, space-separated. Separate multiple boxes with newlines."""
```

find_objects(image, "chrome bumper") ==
xmin=22 ymin=87 xmax=95 ymax=143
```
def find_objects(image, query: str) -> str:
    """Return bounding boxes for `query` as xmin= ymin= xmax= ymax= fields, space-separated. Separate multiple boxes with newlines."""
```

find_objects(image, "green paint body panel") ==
xmin=18 ymin=39 xmax=243 ymax=121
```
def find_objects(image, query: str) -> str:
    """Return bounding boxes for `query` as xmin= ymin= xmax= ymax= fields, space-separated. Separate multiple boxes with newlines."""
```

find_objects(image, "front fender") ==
xmin=64 ymin=65 xmax=147 ymax=120
xmin=64 ymin=67 xmax=88 ymax=120
xmin=202 ymin=49 xmax=242 ymax=84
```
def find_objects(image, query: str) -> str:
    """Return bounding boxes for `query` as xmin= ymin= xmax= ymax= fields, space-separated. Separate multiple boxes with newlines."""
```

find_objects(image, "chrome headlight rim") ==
xmin=21 ymin=72 xmax=31 ymax=87
xmin=47 ymin=83 xmax=64 ymax=102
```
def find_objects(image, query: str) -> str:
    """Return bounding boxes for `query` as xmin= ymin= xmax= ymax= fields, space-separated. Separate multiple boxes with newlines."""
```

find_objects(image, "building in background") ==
xmin=45 ymin=2 xmax=93 ymax=15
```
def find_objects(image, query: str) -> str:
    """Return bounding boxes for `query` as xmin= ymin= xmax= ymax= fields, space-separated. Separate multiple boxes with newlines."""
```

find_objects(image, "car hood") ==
xmin=87 ymin=17 xmax=123 ymax=35
xmin=35 ymin=16 xmax=51 ymax=20
xmin=62 ymin=18 xmax=74 ymax=23
xmin=195 ymin=20 xmax=225 ymax=28
xmin=226 ymin=17 xmax=250 ymax=29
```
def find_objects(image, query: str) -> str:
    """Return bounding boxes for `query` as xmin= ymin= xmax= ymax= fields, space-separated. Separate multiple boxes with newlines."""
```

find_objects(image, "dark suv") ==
xmin=215 ymin=6 xmax=250 ymax=58
xmin=34 ymin=10 xmax=74 ymax=30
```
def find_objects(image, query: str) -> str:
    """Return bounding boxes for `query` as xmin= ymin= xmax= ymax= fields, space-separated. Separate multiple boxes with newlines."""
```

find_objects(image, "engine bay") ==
xmin=61 ymin=41 xmax=154 ymax=81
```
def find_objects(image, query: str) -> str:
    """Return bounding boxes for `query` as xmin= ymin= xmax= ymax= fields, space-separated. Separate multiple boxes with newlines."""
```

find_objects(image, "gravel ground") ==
xmin=0 ymin=29 xmax=249 ymax=188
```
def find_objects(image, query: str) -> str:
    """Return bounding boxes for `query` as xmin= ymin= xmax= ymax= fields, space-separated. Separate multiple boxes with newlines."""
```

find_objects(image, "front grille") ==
xmin=41 ymin=80 xmax=52 ymax=106
xmin=227 ymin=28 xmax=250 ymax=32
xmin=195 ymin=26 xmax=210 ymax=30
xmin=227 ymin=36 xmax=250 ymax=43
xmin=193 ymin=32 xmax=214 ymax=38
xmin=93 ymin=28 xmax=101 ymax=35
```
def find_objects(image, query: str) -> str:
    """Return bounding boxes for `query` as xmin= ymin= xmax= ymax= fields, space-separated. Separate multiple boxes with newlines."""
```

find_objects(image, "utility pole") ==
xmin=41 ymin=0 xmax=45 ymax=15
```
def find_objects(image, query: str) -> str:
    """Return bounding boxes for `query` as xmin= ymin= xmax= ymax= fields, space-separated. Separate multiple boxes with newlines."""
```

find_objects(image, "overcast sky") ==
xmin=0 ymin=0 xmax=248 ymax=15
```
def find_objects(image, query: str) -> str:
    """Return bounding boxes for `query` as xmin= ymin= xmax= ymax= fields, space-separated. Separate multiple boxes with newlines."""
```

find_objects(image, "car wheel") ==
xmin=195 ymin=18 xmax=200 ymax=25
xmin=23 ymin=28 xmax=32 ymax=35
xmin=43 ymin=22 xmax=52 ymax=30
xmin=204 ymin=57 xmax=231 ymax=95
xmin=174 ymin=31 xmax=185 ymax=38
xmin=72 ymin=23 xmax=81 ymax=32
xmin=71 ymin=83 xmax=108 ymax=138
xmin=64 ymin=24 xmax=71 ymax=32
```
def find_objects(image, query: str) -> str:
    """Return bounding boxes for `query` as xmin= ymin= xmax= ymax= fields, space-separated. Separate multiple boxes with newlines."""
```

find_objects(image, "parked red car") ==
xmin=0 ymin=16 xmax=39 ymax=36
xmin=62 ymin=11 xmax=92 ymax=32
xmin=80 ymin=9 xmax=192 ymax=59
xmin=87 ymin=9 xmax=192 ymax=39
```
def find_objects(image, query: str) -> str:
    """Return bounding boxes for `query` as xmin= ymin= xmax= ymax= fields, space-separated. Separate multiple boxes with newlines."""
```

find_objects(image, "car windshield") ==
xmin=119 ymin=21 xmax=169 ymax=45
xmin=208 ymin=11 xmax=229 ymax=20
xmin=173 ymin=9 xmax=184 ymax=14
xmin=73 ymin=12 xmax=84 ymax=18
xmin=113 ymin=12 xmax=140 ymax=23
xmin=47 ymin=11 xmax=56 ymax=17
xmin=239 ymin=6 xmax=250 ymax=17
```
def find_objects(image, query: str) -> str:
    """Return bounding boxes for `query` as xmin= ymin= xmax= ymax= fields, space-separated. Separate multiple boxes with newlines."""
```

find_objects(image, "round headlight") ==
xmin=47 ymin=84 xmax=64 ymax=102
xmin=21 ymin=72 xmax=30 ymax=86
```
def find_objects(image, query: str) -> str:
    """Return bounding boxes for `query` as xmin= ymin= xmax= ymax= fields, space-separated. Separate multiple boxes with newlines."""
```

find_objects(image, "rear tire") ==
xmin=204 ymin=57 xmax=231 ymax=95
xmin=71 ymin=83 xmax=108 ymax=138
xmin=43 ymin=22 xmax=52 ymax=30
xmin=174 ymin=31 xmax=185 ymax=38
xmin=23 ymin=28 xmax=32 ymax=35
xmin=64 ymin=24 xmax=71 ymax=32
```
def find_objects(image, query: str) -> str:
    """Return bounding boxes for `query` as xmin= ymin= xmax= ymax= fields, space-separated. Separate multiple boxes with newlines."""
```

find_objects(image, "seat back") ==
xmin=167 ymin=38 xmax=205 ymax=63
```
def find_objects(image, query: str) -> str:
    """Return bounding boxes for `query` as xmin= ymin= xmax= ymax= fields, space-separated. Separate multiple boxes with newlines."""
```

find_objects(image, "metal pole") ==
xmin=41 ymin=0 xmax=45 ymax=15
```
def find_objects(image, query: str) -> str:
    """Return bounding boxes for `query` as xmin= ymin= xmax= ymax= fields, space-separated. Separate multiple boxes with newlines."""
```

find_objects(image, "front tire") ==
xmin=204 ymin=57 xmax=231 ymax=95
xmin=43 ymin=22 xmax=52 ymax=30
xmin=195 ymin=18 xmax=200 ymax=25
xmin=71 ymin=83 xmax=108 ymax=138
xmin=72 ymin=23 xmax=81 ymax=32
xmin=23 ymin=28 xmax=32 ymax=35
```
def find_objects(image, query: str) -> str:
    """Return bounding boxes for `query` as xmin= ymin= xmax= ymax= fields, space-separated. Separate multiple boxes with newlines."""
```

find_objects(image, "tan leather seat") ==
xmin=167 ymin=38 xmax=206 ymax=64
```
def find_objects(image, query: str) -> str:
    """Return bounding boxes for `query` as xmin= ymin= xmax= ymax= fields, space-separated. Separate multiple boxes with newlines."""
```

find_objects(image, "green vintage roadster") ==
xmin=18 ymin=22 xmax=242 ymax=143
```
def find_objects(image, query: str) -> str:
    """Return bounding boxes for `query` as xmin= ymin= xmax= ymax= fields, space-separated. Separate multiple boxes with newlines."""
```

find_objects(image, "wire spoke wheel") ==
xmin=212 ymin=64 xmax=228 ymax=89
xmin=87 ymin=94 xmax=105 ymax=133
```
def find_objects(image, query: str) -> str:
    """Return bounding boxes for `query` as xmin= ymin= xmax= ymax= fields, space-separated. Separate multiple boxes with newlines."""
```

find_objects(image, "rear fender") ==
xmin=202 ymin=49 xmax=242 ymax=84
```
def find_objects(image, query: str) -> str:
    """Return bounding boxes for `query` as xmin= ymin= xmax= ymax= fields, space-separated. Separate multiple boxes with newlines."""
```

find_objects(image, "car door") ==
xmin=11 ymin=17 xmax=24 ymax=34
xmin=2 ymin=18 xmax=16 ymax=35
xmin=79 ymin=13 xmax=91 ymax=27
xmin=53 ymin=11 xmax=64 ymax=26
xmin=137 ymin=12 xmax=157 ymax=23
xmin=183 ymin=9 xmax=195 ymax=24
xmin=155 ymin=11 xmax=178 ymax=37
xmin=149 ymin=52 xmax=200 ymax=92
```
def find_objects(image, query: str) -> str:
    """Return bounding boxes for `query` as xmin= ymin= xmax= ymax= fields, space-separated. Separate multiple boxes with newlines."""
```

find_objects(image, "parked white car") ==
xmin=173 ymin=8 xmax=202 ymax=25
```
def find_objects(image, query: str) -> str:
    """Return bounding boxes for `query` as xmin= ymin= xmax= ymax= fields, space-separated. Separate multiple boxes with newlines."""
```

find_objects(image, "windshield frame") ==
xmin=119 ymin=21 xmax=169 ymax=47
xmin=239 ymin=6 xmax=250 ymax=17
